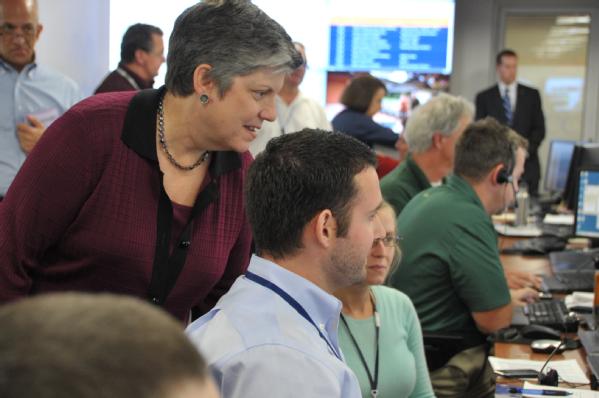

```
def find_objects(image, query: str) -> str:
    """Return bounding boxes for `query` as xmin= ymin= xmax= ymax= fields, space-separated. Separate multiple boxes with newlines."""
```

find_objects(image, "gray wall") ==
xmin=36 ymin=0 xmax=109 ymax=97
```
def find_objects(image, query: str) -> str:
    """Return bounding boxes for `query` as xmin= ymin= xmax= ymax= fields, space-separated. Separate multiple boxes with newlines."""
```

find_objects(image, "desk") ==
xmin=497 ymin=241 xmax=592 ymax=389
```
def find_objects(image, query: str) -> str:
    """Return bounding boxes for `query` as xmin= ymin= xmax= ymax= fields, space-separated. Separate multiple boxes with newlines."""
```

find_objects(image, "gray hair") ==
xmin=166 ymin=0 xmax=302 ymax=97
xmin=404 ymin=93 xmax=474 ymax=153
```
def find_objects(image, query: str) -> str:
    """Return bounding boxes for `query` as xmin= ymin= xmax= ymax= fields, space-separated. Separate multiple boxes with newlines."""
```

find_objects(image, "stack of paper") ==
xmin=543 ymin=213 xmax=575 ymax=226
xmin=565 ymin=292 xmax=594 ymax=311
xmin=488 ymin=356 xmax=589 ymax=384
xmin=494 ymin=224 xmax=543 ymax=237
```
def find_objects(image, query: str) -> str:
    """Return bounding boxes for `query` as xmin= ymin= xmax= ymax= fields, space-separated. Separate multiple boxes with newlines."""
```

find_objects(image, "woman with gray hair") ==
xmin=0 ymin=0 xmax=302 ymax=322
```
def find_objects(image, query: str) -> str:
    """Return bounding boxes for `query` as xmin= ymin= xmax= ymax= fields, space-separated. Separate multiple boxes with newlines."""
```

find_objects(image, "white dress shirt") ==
xmin=0 ymin=60 xmax=82 ymax=196
xmin=249 ymin=92 xmax=331 ymax=156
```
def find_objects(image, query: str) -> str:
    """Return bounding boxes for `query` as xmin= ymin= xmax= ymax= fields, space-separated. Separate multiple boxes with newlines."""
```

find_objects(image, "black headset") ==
xmin=496 ymin=146 xmax=516 ymax=184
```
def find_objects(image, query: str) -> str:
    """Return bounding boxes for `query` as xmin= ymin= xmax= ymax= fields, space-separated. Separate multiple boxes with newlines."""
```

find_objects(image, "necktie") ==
xmin=502 ymin=88 xmax=513 ymax=126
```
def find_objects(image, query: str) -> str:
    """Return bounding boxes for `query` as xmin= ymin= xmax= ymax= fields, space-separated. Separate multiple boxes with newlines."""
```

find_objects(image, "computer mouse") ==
xmin=520 ymin=324 xmax=562 ymax=340
xmin=530 ymin=339 xmax=565 ymax=354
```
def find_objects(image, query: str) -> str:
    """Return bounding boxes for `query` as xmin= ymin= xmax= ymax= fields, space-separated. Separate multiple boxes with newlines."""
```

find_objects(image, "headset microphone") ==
xmin=537 ymin=341 xmax=564 ymax=386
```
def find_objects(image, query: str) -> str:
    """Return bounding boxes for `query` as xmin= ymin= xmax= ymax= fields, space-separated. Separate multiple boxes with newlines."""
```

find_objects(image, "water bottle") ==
xmin=514 ymin=187 xmax=529 ymax=226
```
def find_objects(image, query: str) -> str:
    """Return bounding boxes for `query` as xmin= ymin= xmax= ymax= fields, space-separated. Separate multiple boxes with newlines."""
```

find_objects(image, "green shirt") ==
xmin=339 ymin=286 xmax=435 ymax=398
xmin=380 ymin=155 xmax=431 ymax=215
xmin=389 ymin=175 xmax=510 ymax=337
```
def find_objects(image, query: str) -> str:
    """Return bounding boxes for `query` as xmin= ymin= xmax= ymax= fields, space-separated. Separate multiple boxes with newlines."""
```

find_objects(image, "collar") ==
xmin=121 ymin=86 xmax=242 ymax=176
xmin=406 ymin=154 xmax=432 ymax=190
xmin=498 ymin=81 xmax=517 ymax=96
xmin=446 ymin=175 xmax=486 ymax=211
xmin=118 ymin=62 xmax=154 ymax=89
xmin=245 ymin=254 xmax=343 ymax=344
xmin=0 ymin=56 xmax=37 ymax=76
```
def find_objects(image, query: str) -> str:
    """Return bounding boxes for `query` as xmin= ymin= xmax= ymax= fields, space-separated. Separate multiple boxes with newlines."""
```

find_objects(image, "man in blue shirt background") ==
xmin=187 ymin=129 xmax=385 ymax=397
xmin=0 ymin=0 xmax=81 ymax=198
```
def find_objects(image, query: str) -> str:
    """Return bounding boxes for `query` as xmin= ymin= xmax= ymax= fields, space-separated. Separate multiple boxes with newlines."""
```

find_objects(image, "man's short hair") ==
xmin=403 ymin=93 xmax=474 ymax=153
xmin=121 ymin=23 xmax=163 ymax=64
xmin=340 ymin=75 xmax=387 ymax=114
xmin=0 ymin=293 xmax=209 ymax=398
xmin=454 ymin=117 xmax=528 ymax=182
xmin=496 ymin=48 xmax=518 ymax=65
xmin=165 ymin=0 xmax=302 ymax=97
xmin=246 ymin=129 xmax=377 ymax=259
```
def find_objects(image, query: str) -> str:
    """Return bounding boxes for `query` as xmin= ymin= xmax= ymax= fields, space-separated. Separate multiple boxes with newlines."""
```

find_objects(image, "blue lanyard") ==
xmin=245 ymin=271 xmax=342 ymax=360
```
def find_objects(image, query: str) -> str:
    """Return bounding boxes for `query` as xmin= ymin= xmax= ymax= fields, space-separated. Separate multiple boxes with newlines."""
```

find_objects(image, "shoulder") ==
xmin=372 ymin=285 xmax=412 ymax=306
xmin=476 ymin=85 xmax=498 ymax=99
xmin=380 ymin=162 xmax=405 ymax=186
xmin=35 ymin=64 xmax=80 ymax=93
xmin=42 ymin=92 xmax=135 ymax=151
xmin=381 ymin=163 xmax=414 ymax=196
xmin=210 ymin=343 xmax=348 ymax=397
xmin=71 ymin=92 xmax=135 ymax=119
xmin=517 ymin=83 xmax=541 ymax=97
xmin=372 ymin=286 xmax=419 ymax=321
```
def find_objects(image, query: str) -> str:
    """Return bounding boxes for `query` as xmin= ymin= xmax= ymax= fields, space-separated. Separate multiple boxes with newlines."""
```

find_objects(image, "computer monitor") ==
xmin=574 ymin=168 xmax=599 ymax=238
xmin=544 ymin=139 xmax=576 ymax=194
xmin=563 ymin=143 xmax=599 ymax=210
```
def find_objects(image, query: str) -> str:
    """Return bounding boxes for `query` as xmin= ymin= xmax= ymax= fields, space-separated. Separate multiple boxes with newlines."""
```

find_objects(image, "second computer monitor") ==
xmin=544 ymin=139 xmax=575 ymax=194
xmin=575 ymin=168 xmax=599 ymax=238
xmin=563 ymin=143 xmax=599 ymax=210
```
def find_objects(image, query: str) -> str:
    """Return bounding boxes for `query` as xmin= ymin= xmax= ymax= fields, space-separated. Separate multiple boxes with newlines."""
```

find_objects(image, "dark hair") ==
xmin=340 ymin=75 xmax=387 ymax=113
xmin=0 ymin=293 xmax=209 ymax=398
xmin=454 ymin=117 xmax=527 ymax=182
xmin=166 ymin=0 xmax=302 ymax=97
xmin=246 ymin=129 xmax=377 ymax=259
xmin=121 ymin=23 xmax=163 ymax=64
xmin=496 ymin=48 xmax=518 ymax=65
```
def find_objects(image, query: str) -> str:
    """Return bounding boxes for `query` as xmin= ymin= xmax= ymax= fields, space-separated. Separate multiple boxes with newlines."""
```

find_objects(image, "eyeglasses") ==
xmin=0 ymin=23 xmax=37 ymax=38
xmin=373 ymin=234 xmax=402 ymax=248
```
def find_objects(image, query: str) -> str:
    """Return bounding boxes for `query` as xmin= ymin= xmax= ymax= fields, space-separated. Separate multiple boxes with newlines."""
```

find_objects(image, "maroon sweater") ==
xmin=0 ymin=88 xmax=252 ymax=322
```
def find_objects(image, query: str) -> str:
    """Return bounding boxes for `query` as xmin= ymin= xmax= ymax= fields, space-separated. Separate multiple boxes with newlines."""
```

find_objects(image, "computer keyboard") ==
xmin=523 ymin=300 xmax=578 ymax=331
xmin=501 ymin=236 xmax=567 ymax=255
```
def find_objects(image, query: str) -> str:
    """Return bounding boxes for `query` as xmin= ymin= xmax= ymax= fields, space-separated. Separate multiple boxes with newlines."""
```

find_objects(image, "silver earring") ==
xmin=199 ymin=94 xmax=209 ymax=104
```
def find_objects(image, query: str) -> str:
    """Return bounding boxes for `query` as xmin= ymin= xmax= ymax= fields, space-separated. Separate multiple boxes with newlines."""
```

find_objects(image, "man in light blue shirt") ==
xmin=187 ymin=129 xmax=385 ymax=397
xmin=0 ymin=0 xmax=81 ymax=197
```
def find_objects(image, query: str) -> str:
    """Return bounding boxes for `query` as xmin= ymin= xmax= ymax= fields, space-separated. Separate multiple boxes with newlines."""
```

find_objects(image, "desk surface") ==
xmin=498 ymin=237 xmax=592 ymax=389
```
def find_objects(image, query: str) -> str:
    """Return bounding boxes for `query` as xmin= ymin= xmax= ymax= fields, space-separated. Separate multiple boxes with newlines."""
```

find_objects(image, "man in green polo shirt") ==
xmin=380 ymin=93 xmax=473 ymax=215
xmin=389 ymin=118 xmax=537 ymax=398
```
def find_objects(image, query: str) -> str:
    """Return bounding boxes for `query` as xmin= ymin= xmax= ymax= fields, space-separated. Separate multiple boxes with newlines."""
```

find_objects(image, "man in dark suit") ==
xmin=475 ymin=49 xmax=545 ymax=195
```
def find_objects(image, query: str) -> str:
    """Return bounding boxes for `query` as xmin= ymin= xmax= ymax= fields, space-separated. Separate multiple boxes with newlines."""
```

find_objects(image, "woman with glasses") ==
xmin=0 ymin=1 xmax=301 ymax=322
xmin=335 ymin=201 xmax=435 ymax=398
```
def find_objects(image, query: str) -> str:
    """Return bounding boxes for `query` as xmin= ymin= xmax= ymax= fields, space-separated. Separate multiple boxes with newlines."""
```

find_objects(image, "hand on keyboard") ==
xmin=505 ymin=270 xmax=543 ymax=290
xmin=511 ymin=287 xmax=539 ymax=306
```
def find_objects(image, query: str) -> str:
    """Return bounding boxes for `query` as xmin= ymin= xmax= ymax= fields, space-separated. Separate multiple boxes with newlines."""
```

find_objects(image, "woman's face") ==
xmin=201 ymin=68 xmax=285 ymax=153
xmin=366 ymin=87 xmax=386 ymax=117
xmin=366 ymin=206 xmax=397 ymax=285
